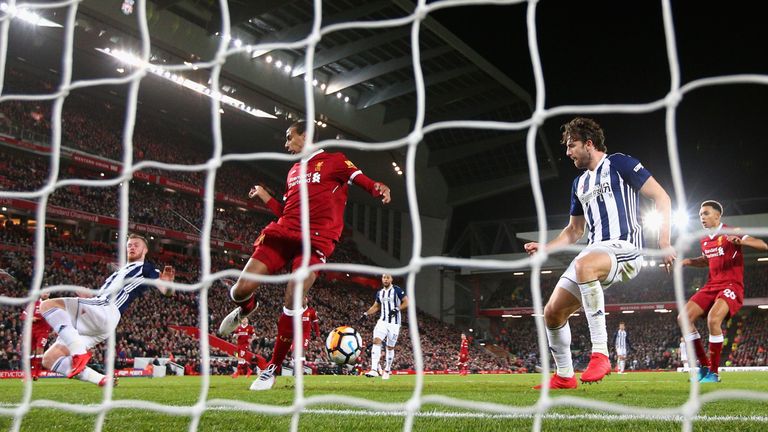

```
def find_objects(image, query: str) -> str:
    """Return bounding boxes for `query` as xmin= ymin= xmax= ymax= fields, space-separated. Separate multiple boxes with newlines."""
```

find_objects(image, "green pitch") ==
xmin=0 ymin=372 xmax=766 ymax=431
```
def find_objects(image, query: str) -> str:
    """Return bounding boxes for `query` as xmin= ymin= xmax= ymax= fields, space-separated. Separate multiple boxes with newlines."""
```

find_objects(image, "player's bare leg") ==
xmin=534 ymin=287 xmax=581 ymax=390
xmin=680 ymin=300 xmax=709 ymax=380
xmin=250 ymin=272 xmax=317 ymax=391
xmin=702 ymin=299 xmax=729 ymax=383
xmin=573 ymin=252 xmax=613 ymax=383
xmin=219 ymin=258 xmax=267 ymax=336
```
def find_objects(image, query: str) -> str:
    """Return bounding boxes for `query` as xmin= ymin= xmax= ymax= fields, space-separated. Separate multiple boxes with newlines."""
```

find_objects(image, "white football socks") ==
xmin=370 ymin=343 xmax=382 ymax=371
xmin=578 ymin=280 xmax=609 ymax=356
xmin=385 ymin=348 xmax=394 ymax=371
xmin=42 ymin=308 xmax=85 ymax=355
xmin=546 ymin=321 xmax=574 ymax=378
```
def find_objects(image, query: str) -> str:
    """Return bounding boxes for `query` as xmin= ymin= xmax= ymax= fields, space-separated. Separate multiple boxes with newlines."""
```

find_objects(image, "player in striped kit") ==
xmin=613 ymin=322 xmax=630 ymax=374
xmin=361 ymin=274 xmax=408 ymax=380
xmin=38 ymin=234 xmax=174 ymax=386
xmin=525 ymin=117 xmax=675 ymax=389
xmin=680 ymin=200 xmax=768 ymax=383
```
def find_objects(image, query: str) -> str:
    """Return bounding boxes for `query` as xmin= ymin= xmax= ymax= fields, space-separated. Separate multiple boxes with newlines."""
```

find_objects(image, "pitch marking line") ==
xmin=1 ymin=403 xmax=767 ymax=422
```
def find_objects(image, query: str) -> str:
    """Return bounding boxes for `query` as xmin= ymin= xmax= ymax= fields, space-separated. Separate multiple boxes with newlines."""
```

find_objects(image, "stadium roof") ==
xmin=57 ymin=0 xmax=557 ymax=215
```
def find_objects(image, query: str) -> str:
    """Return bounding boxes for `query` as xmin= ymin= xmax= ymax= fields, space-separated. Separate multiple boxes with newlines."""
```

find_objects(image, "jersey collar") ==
xmin=302 ymin=149 xmax=325 ymax=162
xmin=707 ymin=222 xmax=724 ymax=240
xmin=588 ymin=154 xmax=608 ymax=173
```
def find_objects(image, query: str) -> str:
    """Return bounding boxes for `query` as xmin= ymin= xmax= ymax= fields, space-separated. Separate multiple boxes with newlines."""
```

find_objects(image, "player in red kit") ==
xmin=21 ymin=292 xmax=52 ymax=381
xmin=231 ymin=317 xmax=255 ymax=378
xmin=218 ymin=120 xmax=391 ymax=391
xmin=457 ymin=333 xmax=470 ymax=376
xmin=680 ymin=200 xmax=767 ymax=383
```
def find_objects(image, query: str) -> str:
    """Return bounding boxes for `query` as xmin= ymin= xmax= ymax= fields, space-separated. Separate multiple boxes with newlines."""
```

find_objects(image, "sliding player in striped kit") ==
xmin=525 ymin=117 xmax=675 ymax=389
xmin=361 ymin=274 xmax=408 ymax=380
xmin=680 ymin=200 xmax=768 ymax=383
xmin=39 ymin=234 xmax=174 ymax=386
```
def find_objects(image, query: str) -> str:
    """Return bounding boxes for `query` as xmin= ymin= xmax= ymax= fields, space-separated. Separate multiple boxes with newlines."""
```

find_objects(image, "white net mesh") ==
xmin=1 ymin=0 xmax=768 ymax=431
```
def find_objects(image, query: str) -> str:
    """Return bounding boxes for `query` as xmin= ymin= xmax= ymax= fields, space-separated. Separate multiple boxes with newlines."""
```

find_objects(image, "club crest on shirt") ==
xmin=717 ymin=236 xmax=723 ymax=246
xmin=315 ymin=161 xmax=324 ymax=172
xmin=344 ymin=160 xmax=357 ymax=169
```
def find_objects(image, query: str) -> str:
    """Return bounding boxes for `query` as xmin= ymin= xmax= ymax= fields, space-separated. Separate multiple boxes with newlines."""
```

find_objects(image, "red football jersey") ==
xmin=21 ymin=299 xmax=52 ymax=335
xmin=459 ymin=338 xmax=469 ymax=356
xmin=302 ymin=307 xmax=320 ymax=338
xmin=271 ymin=150 xmax=380 ymax=241
xmin=700 ymin=224 xmax=744 ymax=290
xmin=234 ymin=324 xmax=255 ymax=347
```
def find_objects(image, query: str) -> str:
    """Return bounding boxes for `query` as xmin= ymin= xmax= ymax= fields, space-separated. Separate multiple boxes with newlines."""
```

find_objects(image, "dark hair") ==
xmin=128 ymin=233 xmax=149 ymax=250
xmin=289 ymin=120 xmax=319 ymax=141
xmin=561 ymin=117 xmax=607 ymax=152
xmin=701 ymin=200 xmax=723 ymax=215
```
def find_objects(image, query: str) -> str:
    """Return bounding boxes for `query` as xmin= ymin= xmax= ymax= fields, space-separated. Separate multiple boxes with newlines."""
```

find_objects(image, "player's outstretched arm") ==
xmin=524 ymin=215 xmax=586 ymax=255
xmin=681 ymin=255 xmax=708 ymax=268
xmin=361 ymin=302 xmax=380 ymax=322
xmin=639 ymin=177 xmax=676 ymax=270
xmin=727 ymin=232 xmax=768 ymax=251
xmin=249 ymin=184 xmax=283 ymax=216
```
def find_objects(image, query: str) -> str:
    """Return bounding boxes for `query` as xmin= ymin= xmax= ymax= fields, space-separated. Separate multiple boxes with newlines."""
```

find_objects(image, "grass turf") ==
xmin=0 ymin=372 xmax=766 ymax=431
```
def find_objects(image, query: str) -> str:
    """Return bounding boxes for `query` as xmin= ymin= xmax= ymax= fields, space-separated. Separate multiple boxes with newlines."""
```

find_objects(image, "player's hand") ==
xmin=374 ymin=182 xmax=391 ymax=204
xmin=161 ymin=265 xmax=175 ymax=281
xmin=248 ymin=185 xmax=273 ymax=203
xmin=726 ymin=235 xmax=743 ymax=245
xmin=388 ymin=309 xmax=399 ymax=318
xmin=358 ymin=313 xmax=369 ymax=323
xmin=523 ymin=242 xmax=539 ymax=255
xmin=659 ymin=242 xmax=676 ymax=274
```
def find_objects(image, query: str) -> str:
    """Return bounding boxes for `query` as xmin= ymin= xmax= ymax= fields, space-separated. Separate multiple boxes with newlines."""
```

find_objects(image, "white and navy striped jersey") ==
xmin=570 ymin=153 xmax=651 ymax=247
xmin=376 ymin=285 xmax=406 ymax=325
xmin=80 ymin=261 xmax=160 ymax=314
xmin=614 ymin=329 xmax=630 ymax=352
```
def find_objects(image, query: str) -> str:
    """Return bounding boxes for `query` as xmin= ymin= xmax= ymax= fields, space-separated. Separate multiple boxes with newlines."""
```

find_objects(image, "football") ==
xmin=325 ymin=326 xmax=363 ymax=365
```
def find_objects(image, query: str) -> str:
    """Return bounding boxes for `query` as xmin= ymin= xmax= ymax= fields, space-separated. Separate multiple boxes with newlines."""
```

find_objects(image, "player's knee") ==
xmin=38 ymin=299 xmax=60 ymax=314
xmin=573 ymin=257 xmax=598 ymax=280
xmin=706 ymin=314 xmax=723 ymax=332
xmin=543 ymin=303 xmax=566 ymax=327
xmin=373 ymin=338 xmax=383 ymax=345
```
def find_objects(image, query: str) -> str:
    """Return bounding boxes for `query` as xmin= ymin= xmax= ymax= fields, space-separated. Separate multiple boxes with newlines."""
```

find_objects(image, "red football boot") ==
xmin=580 ymin=353 xmax=611 ymax=383
xmin=68 ymin=352 xmax=92 ymax=379
xmin=533 ymin=374 xmax=578 ymax=390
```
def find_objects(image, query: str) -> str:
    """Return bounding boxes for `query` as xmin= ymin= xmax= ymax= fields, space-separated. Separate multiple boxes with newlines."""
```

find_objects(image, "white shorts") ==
xmin=616 ymin=348 xmax=627 ymax=357
xmin=558 ymin=240 xmax=643 ymax=300
xmin=53 ymin=298 xmax=121 ymax=350
xmin=373 ymin=320 xmax=401 ymax=348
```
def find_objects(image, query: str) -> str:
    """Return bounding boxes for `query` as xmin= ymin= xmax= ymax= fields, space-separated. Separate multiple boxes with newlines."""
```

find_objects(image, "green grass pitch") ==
xmin=0 ymin=372 xmax=766 ymax=431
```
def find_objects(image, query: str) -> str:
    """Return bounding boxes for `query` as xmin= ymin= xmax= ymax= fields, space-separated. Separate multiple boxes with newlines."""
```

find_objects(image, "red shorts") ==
xmin=690 ymin=282 xmax=743 ymax=318
xmin=31 ymin=332 xmax=48 ymax=350
xmin=458 ymin=355 xmax=469 ymax=364
xmin=251 ymin=223 xmax=336 ymax=274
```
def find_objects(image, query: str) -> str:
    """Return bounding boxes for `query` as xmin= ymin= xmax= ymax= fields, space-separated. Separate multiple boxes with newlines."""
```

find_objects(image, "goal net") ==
xmin=1 ymin=0 xmax=767 ymax=431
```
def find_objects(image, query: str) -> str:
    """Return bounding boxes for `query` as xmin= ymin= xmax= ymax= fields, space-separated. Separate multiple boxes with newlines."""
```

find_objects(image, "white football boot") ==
xmin=381 ymin=370 xmax=391 ymax=380
xmin=218 ymin=300 xmax=259 ymax=336
xmin=249 ymin=364 xmax=277 ymax=391
xmin=364 ymin=369 xmax=379 ymax=378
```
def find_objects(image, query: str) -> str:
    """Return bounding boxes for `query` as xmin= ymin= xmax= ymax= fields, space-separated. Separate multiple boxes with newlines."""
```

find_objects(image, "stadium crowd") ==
xmin=2 ymin=66 xmax=767 ymax=377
